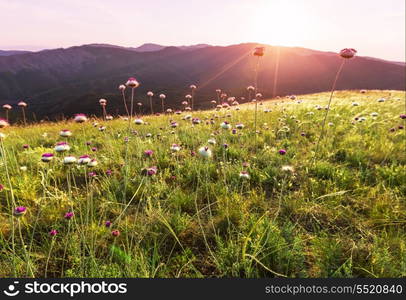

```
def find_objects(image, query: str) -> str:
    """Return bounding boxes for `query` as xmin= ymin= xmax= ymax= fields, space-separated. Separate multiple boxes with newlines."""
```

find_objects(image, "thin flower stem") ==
xmin=311 ymin=59 xmax=346 ymax=167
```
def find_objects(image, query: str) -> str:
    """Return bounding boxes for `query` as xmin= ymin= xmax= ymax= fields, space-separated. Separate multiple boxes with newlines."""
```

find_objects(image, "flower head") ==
xmin=49 ymin=229 xmax=58 ymax=237
xmin=60 ymin=129 xmax=72 ymax=137
xmin=63 ymin=156 xmax=77 ymax=165
xmin=0 ymin=118 xmax=9 ymax=128
xmin=239 ymin=171 xmax=250 ymax=179
xmin=18 ymin=101 xmax=27 ymax=107
xmin=253 ymin=46 xmax=265 ymax=57
xmin=14 ymin=206 xmax=27 ymax=217
xmin=112 ymin=230 xmax=120 ymax=237
xmin=64 ymin=212 xmax=74 ymax=220
xmin=41 ymin=153 xmax=54 ymax=162
xmin=74 ymin=114 xmax=87 ymax=123
xmin=278 ymin=149 xmax=287 ymax=155
xmin=126 ymin=77 xmax=139 ymax=88
xmin=2 ymin=104 xmax=12 ymax=110
xmin=339 ymin=48 xmax=357 ymax=59
xmin=198 ymin=146 xmax=212 ymax=158
xmin=54 ymin=141 xmax=70 ymax=152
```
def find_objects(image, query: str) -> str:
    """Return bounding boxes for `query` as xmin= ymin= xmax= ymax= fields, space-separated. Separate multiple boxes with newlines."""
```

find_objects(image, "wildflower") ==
xmin=198 ymin=146 xmax=212 ymax=158
xmin=144 ymin=150 xmax=154 ymax=157
xmin=400 ymin=114 xmax=406 ymax=119
xmin=220 ymin=121 xmax=231 ymax=129
xmin=14 ymin=206 xmax=27 ymax=217
xmin=399 ymin=125 xmax=404 ymax=130
xmin=239 ymin=171 xmax=250 ymax=179
xmin=87 ymin=159 xmax=98 ymax=167
xmin=2 ymin=104 xmax=12 ymax=110
xmin=208 ymin=138 xmax=216 ymax=145
xmin=41 ymin=153 xmax=54 ymax=162
xmin=118 ymin=84 xmax=126 ymax=91
xmin=170 ymin=144 xmax=181 ymax=152
xmin=98 ymin=126 xmax=106 ymax=131
xmin=126 ymin=77 xmax=139 ymax=88
xmin=49 ymin=229 xmax=58 ymax=236
xmin=223 ymin=143 xmax=228 ymax=149
xmin=192 ymin=118 xmax=201 ymax=124
xmin=78 ymin=155 xmax=91 ymax=165
xmin=232 ymin=129 xmax=237 ymax=134
xmin=159 ymin=94 xmax=166 ymax=99
xmin=281 ymin=165 xmax=295 ymax=173
xmin=371 ymin=112 xmax=378 ymax=117
xmin=235 ymin=123 xmax=244 ymax=129
xmin=377 ymin=98 xmax=385 ymax=102
xmin=253 ymin=46 xmax=265 ymax=56
xmin=106 ymin=169 xmax=112 ymax=176
xmin=147 ymin=91 xmax=154 ymax=97
xmin=18 ymin=101 xmax=27 ymax=107
xmin=63 ymin=156 xmax=77 ymax=165
xmin=60 ymin=129 xmax=72 ymax=137
xmin=99 ymin=99 xmax=107 ymax=106
xmin=74 ymin=114 xmax=87 ymax=123
xmin=88 ymin=171 xmax=97 ymax=178
xmin=105 ymin=221 xmax=112 ymax=227
xmin=0 ymin=118 xmax=9 ymax=128
xmin=339 ymin=48 xmax=357 ymax=59
xmin=54 ymin=142 xmax=70 ymax=152
xmin=91 ymin=147 xmax=97 ymax=152
xmin=112 ymin=230 xmax=120 ymax=237
xmin=170 ymin=122 xmax=178 ymax=128
xmin=300 ymin=132 xmax=306 ymax=137
xmin=247 ymin=86 xmax=255 ymax=92
xmin=352 ymin=102 xmax=359 ymax=106
xmin=242 ymin=162 xmax=250 ymax=168
xmin=142 ymin=166 xmax=157 ymax=176
xmin=20 ymin=166 xmax=27 ymax=171
xmin=134 ymin=119 xmax=144 ymax=125
xmin=64 ymin=212 xmax=74 ymax=220
xmin=328 ymin=122 xmax=334 ymax=126
xmin=146 ymin=133 xmax=152 ymax=137
xmin=106 ymin=115 xmax=113 ymax=121
xmin=278 ymin=149 xmax=287 ymax=155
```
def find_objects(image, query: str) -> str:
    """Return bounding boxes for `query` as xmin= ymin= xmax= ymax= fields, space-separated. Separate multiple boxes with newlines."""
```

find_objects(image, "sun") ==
xmin=251 ymin=0 xmax=314 ymax=47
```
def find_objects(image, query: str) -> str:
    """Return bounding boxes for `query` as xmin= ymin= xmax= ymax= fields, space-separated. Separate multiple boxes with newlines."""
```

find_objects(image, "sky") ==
xmin=0 ymin=0 xmax=405 ymax=61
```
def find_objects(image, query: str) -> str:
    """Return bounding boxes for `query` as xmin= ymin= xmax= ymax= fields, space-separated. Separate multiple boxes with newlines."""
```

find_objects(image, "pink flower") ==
xmin=111 ymin=230 xmax=120 ymax=237
xmin=126 ymin=77 xmax=139 ymax=88
xmin=49 ymin=229 xmax=58 ymax=236
xmin=339 ymin=48 xmax=357 ymax=59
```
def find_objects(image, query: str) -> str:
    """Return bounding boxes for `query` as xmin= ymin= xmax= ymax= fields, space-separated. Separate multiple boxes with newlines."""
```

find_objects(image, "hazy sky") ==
xmin=1 ymin=0 xmax=405 ymax=61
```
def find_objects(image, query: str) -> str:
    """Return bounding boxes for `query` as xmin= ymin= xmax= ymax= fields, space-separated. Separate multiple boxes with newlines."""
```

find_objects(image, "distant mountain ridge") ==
xmin=0 ymin=42 xmax=404 ymax=119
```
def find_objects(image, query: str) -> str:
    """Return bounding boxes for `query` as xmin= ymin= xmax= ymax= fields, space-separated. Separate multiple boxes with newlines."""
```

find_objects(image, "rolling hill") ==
xmin=0 ymin=43 xmax=404 ymax=120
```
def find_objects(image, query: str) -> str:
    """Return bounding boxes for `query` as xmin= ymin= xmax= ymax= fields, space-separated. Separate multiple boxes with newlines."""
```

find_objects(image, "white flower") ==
xmin=170 ymin=144 xmax=181 ymax=152
xmin=87 ymin=159 xmax=98 ymax=167
xmin=198 ymin=146 xmax=212 ymax=158
xmin=328 ymin=122 xmax=334 ymax=126
xmin=78 ymin=155 xmax=91 ymax=165
xmin=281 ymin=165 xmax=295 ymax=173
xmin=0 ymin=119 xmax=9 ymax=128
xmin=377 ymin=98 xmax=385 ymax=102
xmin=54 ymin=142 xmax=70 ymax=152
xmin=235 ymin=123 xmax=244 ymax=129
xmin=59 ymin=130 xmax=72 ymax=137
xmin=98 ymin=126 xmax=106 ymax=131
xmin=106 ymin=115 xmax=113 ymax=120
xmin=220 ymin=122 xmax=231 ymax=129
xmin=74 ymin=114 xmax=87 ymax=123
xmin=20 ymin=166 xmax=27 ymax=171
xmin=208 ymin=138 xmax=216 ymax=145
xmin=126 ymin=77 xmax=139 ymax=88
xmin=352 ymin=102 xmax=359 ymax=106
xmin=371 ymin=112 xmax=378 ymax=117
xmin=63 ymin=156 xmax=77 ymax=165
xmin=239 ymin=171 xmax=250 ymax=179
xmin=134 ymin=119 xmax=144 ymax=125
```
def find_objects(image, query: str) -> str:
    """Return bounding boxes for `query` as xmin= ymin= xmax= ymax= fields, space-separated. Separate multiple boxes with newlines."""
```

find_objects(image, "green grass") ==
xmin=0 ymin=90 xmax=405 ymax=278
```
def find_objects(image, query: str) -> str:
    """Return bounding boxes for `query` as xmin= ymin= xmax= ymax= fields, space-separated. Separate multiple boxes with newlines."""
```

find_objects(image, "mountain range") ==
xmin=0 ymin=42 xmax=404 ymax=120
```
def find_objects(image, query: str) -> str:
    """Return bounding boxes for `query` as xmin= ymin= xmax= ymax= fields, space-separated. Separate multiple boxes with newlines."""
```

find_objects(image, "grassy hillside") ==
xmin=0 ymin=90 xmax=405 ymax=278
